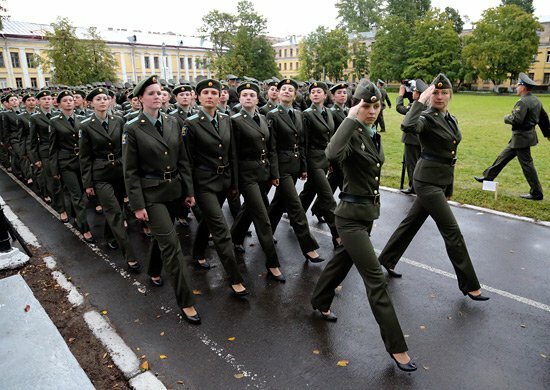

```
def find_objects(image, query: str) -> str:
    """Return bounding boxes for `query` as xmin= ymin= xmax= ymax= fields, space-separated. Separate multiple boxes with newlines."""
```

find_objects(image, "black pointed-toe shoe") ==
xmin=231 ymin=286 xmax=249 ymax=298
xmin=194 ymin=259 xmax=211 ymax=270
xmin=108 ymin=240 xmax=119 ymax=250
xmin=389 ymin=354 xmax=417 ymax=372
xmin=304 ymin=253 xmax=325 ymax=263
xmin=520 ymin=193 xmax=543 ymax=201
xmin=313 ymin=308 xmax=337 ymax=322
xmin=149 ymin=277 xmax=163 ymax=287
xmin=182 ymin=312 xmax=201 ymax=325
xmin=383 ymin=265 xmax=402 ymax=278
xmin=466 ymin=292 xmax=490 ymax=301
xmin=474 ymin=176 xmax=486 ymax=183
xmin=266 ymin=269 xmax=286 ymax=283
xmin=400 ymin=187 xmax=415 ymax=195
xmin=126 ymin=261 xmax=141 ymax=273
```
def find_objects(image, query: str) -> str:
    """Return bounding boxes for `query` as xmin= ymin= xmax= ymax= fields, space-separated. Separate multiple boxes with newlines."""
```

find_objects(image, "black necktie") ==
xmin=288 ymin=110 xmax=295 ymax=122
xmin=253 ymin=115 xmax=260 ymax=127
xmin=211 ymin=119 xmax=218 ymax=132
xmin=321 ymin=110 xmax=328 ymax=123
xmin=102 ymin=121 xmax=109 ymax=132
xmin=46 ymin=113 xmax=51 ymax=119
xmin=155 ymin=120 xmax=163 ymax=136
xmin=445 ymin=114 xmax=458 ymax=135
xmin=68 ymin=117 xmax=75 ymax=128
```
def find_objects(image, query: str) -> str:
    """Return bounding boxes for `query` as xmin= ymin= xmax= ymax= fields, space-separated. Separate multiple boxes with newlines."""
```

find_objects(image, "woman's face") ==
xmin=333 ymin=89 xmax=348 ymax=105
xmin=59 ymin=95 xmax=74 ymax=111
xmin=309 ymin=87 xmax=326 ymax=105
xmin=267 ymin=86 xmax=279 ymax=101
xmin=139 ymin=84 xmax=162 ymax=110
xmin=130 ymin=96 xmax=141 ymax=110
xmin=279 ymin=84 xmax=296 ymax=104
xmin=91 ymin=94 xmax=109 ymax=112
xmin=430 ymin=89 xmax=451 ymax=111
xmin=356 ymin=100 xmax=381 ymax=125
xmin=198 ymin=88 xmax=220 ymax=109
xmin=239 ymin=89 xmax=258 ymax=110
xmin=176 ymin=91 xmax=193 ymax=107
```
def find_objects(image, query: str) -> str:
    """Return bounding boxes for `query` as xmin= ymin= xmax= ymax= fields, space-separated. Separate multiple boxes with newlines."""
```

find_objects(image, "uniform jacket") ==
xmin=29 ymin=110 xmax=52 ymax=162
xmin=259 ymin=101 xmax=277 ymax=116
xmin=2 ymin=110 xmax=21 ymax=145
xmin=402 ymin=101 xmax=461 ymax=189
xmin=330 ymin=104 xmax=348 ymax=131
xmin=184 ymin=109 xmax=237 ymax=194
xmin=326 ymin=117 xmax=383 ymax=221
xmin=122 ymin=112 xmax=194 ymax=211
xmin=17 ymin=111 xmax=34 ymax=158
xmin=380 ymin=88 xmax=392 ymax=110
xmin=231 ymin=109 xmax=278 ymax=186
xmin=303 ymin=104 xmax=335 ymax=170
xmin=266 ymin=105 xmax=306 ymax=177
xmin=49 ymin=113 xmax=81 ymax=176
xmin=79 ymin=114 xmax=125 ymax=188
xmin=396 ymin=96 xmax=420 ymax=146
xmin=169 ymin=105 xmax=196 ymax=128
xmin=504 ymin=92 xmax=541 ymax=148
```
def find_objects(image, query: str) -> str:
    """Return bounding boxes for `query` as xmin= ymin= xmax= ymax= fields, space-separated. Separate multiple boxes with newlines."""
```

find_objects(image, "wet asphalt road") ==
xmin=1 ymin=170 xmax=549 ymax=389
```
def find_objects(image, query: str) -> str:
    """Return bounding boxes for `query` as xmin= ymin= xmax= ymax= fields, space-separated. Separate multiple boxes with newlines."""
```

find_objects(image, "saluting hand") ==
xmin=86 ymin=187 xmax=95 ymax=197
xmin=135 ymin=208 xmax=149 ymax=222
xmin=347 ymin=99 xmax=363 ymax=118
xmin=184 ymin=196 xmax=195 ymax=208
xmin=399 ymin=85 xmax=406 ymax=97
xmin=419 ymin=85 xmax=435 ymax=104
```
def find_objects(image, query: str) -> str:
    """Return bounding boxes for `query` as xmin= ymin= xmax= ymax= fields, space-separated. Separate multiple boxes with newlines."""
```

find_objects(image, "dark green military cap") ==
xmin=72 ymin=89 xmax=86 ymax=98
xmin=226 ymin=74 xmax=239 ymax=81
xmin=35 ymin=90 xmax=51 ymax=99
xmin=329 ymin=82 xmax=348 ymax=94
xmin=127 ymin=92 xmax=135 ymax=99
xmin=518 ymin=72 xmax=537 ymax=88
xmin=264 ymin=79 xmax=277 ymax=87
xmin=431 ymin=73 xmax=452 ymax=89
xmin=196 ymin=79 xmax=221 ymax=95
xmin=353 ymin=79 xmax=381 ymax=103
xmin=3 ymin=93 xmax=16 ymax=101
xmin=237 ymin=81 xmax=260 ymax=95
xmin=107 ymin=89 xmax=115 ymax=98
xmin=277 ymin=78 xmax=298 ymax=90
xmin=160 ymin=84 xmax=172 ymax=93
xmin=56 ymin=90 xmax=73 ymax=103
xmin=309 ymin=81 xmax=328 ymax=93
xmin=220 ymin=82 xmax=229 ymax=91
xmin=376 ymin=79 xmax=385 ymax=86
xmin=172 ymin=84 xmax=193 ymax=95
xmin=22 ymin=93 xmax=34 ymax=102
xmin=413 ymin=79 xmax=428 ymax=93
xmin=86 ymin=87 xmax=109 ymax=101
xmin=133 ymin=75 xmax=159 ymax=97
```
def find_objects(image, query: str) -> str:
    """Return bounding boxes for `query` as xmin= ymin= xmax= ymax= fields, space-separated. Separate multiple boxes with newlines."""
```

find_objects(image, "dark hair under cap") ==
xmin=86 ymin=87 xmax=109 ymax=101
xmin=133 ymin=75 xmax=159 ymax=97
xmin=277 ymin=78 xmax=298 ymax=90
xmin=56 ymin=90 xmax=73 ymax=103
xmin=330 ymin=83 xmax=348 ymax=94
xmin=22 ymin=93 xmax=34 ymax=102
xmin=237 ymin=82 xmax=260 ymax=95
xmin=309 ymin=81 xmax=328 ymax=93
xmin=431 ymin=73 xmax=452 ymax=89
xmin=3 ymin=93 xmax=17 ymax=102
xmin=196 ymin=79 xmax=221 ymax=95
xmin=352 ymin=79 xmax=381 ymax=103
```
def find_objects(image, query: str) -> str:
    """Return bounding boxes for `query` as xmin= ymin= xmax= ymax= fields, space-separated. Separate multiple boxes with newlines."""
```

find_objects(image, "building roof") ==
xmin=0 ymin=20 xmax=214 ymax=50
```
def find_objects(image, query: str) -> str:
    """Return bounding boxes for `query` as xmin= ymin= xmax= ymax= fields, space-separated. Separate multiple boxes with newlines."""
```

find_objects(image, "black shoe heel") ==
xmin=389 ymin=354 xmax=417 ymax=372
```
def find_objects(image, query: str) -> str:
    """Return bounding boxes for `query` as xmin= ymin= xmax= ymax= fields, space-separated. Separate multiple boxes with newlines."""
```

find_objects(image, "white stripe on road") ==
xmin=0 ymin=195 xmax=40 ymax=247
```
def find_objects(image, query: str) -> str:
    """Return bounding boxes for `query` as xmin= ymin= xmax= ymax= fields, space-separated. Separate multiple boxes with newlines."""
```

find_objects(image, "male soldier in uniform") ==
xmin=18 ymin=93 xmax=38 ymax=186
xmin=375 ymin=79 xmax=392 ymax=132
xmin=259 ymin=79 xmax=279 ymax=115
xmin=2 ymin=93 xmax=24 ymax=178
xmin=396 ymin=79 xmax=427 ymax=194
xmin=475 ymin=73 xmax=549 ymax=200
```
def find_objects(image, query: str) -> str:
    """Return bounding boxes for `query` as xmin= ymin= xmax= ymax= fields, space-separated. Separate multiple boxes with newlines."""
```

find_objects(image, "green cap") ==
xmin=237 ymin=82 xmax=260 ymax=95
xmin=309 ymin=81 xmax=328 ymax=93
xmin=413 ymin=79 xmax=428 ymax=93
xmin=172 ymin=84 xmax=193 ymax=95
xmin=431 ymin=73 xmax=452 ymax=89
xmin=518 ymin=72 xmax=537 ymax=88
xmin=133 ymin=75 xmax=159 ymax=97
xmin=22 ymin=93 xmax=34 ymax=102
xmin=352 ymin=79 xmax=381 ymax=103
xmin=72 ymin=89 xmax=86 ymax=98
xmin=56 ymin=90 xmax=73 ymax=103
xmin=86 ymin=87 xmax=109 ymax=101
xmin=277 ymin=78 xmax=298 ymax=90
xmin=329 ymin=82 xmax=348 ymax=94
xmin=196 ymin=79 xmax=221 ymax=95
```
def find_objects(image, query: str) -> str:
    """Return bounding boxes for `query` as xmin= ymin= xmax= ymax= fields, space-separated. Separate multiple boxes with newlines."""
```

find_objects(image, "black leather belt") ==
xmin=59 ymin=146 xmax=79 ymax=155
xmin=339 ymin=192 xmax=380 ymax=204
xmin=241 ymin=152 xmax=267 ymax=162
xmin=420 ymin=152 xmax=457 ymax=166
xmin=95 ymin=153 xmax=116 ymax=162
xmin=142 ymin=170 xmax=178 ymax=181
xmin=197 ymin=163 xmax=230 ymax=174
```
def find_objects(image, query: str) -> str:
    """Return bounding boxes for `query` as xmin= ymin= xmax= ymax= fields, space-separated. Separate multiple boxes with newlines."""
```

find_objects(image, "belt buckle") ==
xmin=451 ymin=158 xmax=457 ymax=167
xmin=293 ymin=144 xmax=299 ymax=153
xmin=74 ymin=147 xmax=80 ymax=156
xmin=260 ymin=152 xmax=267 ymax=162
xmin=163 ymin=171 xmax=172 ymax=181
xmin=107 ymin=153 xmax=115 ymax=162
xmin=374 ymin=193 xmax=380 ymax=203
xmin=216 ymin=165 xmax=225 ymax=174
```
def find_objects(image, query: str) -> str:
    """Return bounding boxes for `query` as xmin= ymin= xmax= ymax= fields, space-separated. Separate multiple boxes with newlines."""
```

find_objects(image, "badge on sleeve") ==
xmin=78 ymin=129 xmax=83 ymax=139
xmin=122 ymin=132 xmax=128 ymax=145
xmin=181 ymin=125 xmax=188 ymax=137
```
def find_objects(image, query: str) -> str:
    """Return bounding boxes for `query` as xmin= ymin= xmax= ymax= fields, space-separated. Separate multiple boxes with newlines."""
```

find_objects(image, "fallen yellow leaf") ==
xmin=422 ymin=365 xmax=430 ymax=370
xmin=337 ymin=360 xmax=349 ymax=367
xmin=335 ymin=285 xmax=343 ymax=292
xmin=177 ymin=380 xmax=184 ymax=385
xmin=540 ymin=354 xmax=548 ymax=359
xmin=228 ymin=337 xmax=236 ymax=341
xmin=192 ymin=290 xmax=202 ymax=295
xmin=160 ymin=332 xmax=165 ymax=336
xmin=159 ymin=355 xmax=167 ymax=360
xmin=420 ymin=325 xmax=426 ymax=330
xmin=140 ymin=361 xmax=149 ymax=371
xmin=234 ymin=373 xmax=244 ymax=379
xmin=68 ymin=337 xmax=76 ymax=343
xmin=102 ymin=352 xmax=108 ymax=359
xmin=101 ymin=310 xmax=108 ymax=315
xmin=312 ymin=349 xmax=320 ymax=355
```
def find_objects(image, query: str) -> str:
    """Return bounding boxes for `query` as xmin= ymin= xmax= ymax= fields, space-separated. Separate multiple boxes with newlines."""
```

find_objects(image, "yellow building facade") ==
xmin=0 ymin=20 xmax=215 ymax=88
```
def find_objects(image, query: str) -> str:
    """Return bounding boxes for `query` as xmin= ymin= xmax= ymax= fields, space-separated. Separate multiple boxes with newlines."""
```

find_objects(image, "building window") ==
xmin=44 ymin=77 xmax=50 ymax=86
xmin=289 ymin=62 xmax=293 ymax=70
xmin=278 ymin=63 xmax=281 ymax=70
xmin=290 ymin=48 xmax=293 ymax=57
xmin=30 ymin=77 xmax=37 ymax=88
xmin=26 ymin=53 xmax=37 ymax=68
xmin=284 ymin=63 xmax=287 ymax=71
xmin=144 ymin=57 xmax=150 ymax=68
xmin=284 ymin=49 xmax=287 ymax=57
xmin=296 ymin=62 xmax=299 ymax=70
xmin=296 ymin=48 xmax=299 ymax=57
xmin=547 ymin=51 xmax=550 ymax=63
xmin=544 ymin=73 xmax=550 ymax=85
xmin=179 ymin=57 xmax=185 ymax=69
xmin=0 ymin=52 xmax=5 ymax=68
xmin=153 ymin=57 xmax=159 ymax=69
xmin=10 ymin=52 xmax=20 ymax=68
xmin=278 ymin=49 xmax=281 ymax=57
xmin=15 ymin=77 xmax=23 ymax=88
xmin=187 ymin=58 xmax=192 ymax=69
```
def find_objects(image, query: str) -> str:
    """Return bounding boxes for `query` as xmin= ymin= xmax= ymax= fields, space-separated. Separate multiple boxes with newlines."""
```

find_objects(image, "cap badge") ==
xmin=370 ymin=96 xmax=376 ymax=102
xmin=208 ymin=81 xmax=213 ymax=87
xmin=437 ymin=82 xmax=443 ymax=88
xmin=99 ymin=88 xmax=103 ymax=93
xmin=246 ymin=83 xmax=250 ymax=88
xmin=152 ymin=77 xmax=157 ymax=82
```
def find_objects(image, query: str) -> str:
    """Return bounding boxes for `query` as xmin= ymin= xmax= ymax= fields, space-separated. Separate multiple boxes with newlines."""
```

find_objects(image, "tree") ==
xmin=349 ymin=36 xmax=369 ymax=80
xmin=463 ymin=5 xmax=541 ymax=85
xmin=82 ymin=27 xmax=118 ymax=82
xmin=385 ymin=0 xmax=431 ymax=25
xmin=298 ymin=27 xmax=349 ymax=81
xmin=443 ymin=6 xmax=464 ymax=34
xmin=403 ymin=9 xmax=462 ymax=83
xmin=335 ymin=0 xmax=382 ymax=32
xmin=0 ymin=0 xmax=8 ymax=30
xmin=198 ymin=11 xmax=237 ymax=57
xmin=500 ymin=0 xmax=534 ymax=14
xmin=370 ymin=16 xmax=410 ymax=81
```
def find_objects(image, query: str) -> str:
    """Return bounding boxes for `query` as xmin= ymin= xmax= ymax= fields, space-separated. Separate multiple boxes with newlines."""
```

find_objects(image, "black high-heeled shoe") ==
xmin=231 ymin=285 xmax=249 ymax=297
xmin=266 ymin=269 xmax=286 ymax=283
xmin=126 ymin=261 xmax=141 ymax=273
xmin=304 ymin=253 xmax=325 ymax=263
xmin=383 ymin=265 xmax=402 ymax=278
xmin=194 ymin=259 xmax=211 ymax=270
xmin=182 ymin=310 xmax=201 ymax=325
xmin=311 ymin=210 xmax=326 ymax=223
xmin=389 ymin=354 xmax=417 ymax=372
xmin=150 ymin=277 xmax=163 ymax=287
xmin=313 ymin=308 xmax=337 ymax=322
xmin=465 ymin=292 xmax=490 ymax=301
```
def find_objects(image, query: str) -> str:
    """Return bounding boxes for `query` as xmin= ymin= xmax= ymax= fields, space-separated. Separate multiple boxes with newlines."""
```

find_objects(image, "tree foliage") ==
xmin=84 ymin=27 xmax=117 ymax=83
xmin=385 ymin=0 xmax=431 ymax=25
xmin=198 ymin=11 xmax=237 ymax=58
xmin=463 ymin=5 xmax=541 ymax=85
xmin=500 ymin=0 xmax=534 ymax=14
xmin=298 ymin=27 xmax=349 ymax=81
xmin=335 ymin=0 xmax=382 ymax=32
xmin=350 ymin=36 xmax=369 ymax=80
xmin=0 ymin=0 xmax=8 ymax=30
xmin=443 ymin=6 xmax=464 ymax=34
xmin=403 ymin=9 xmax=462 ymax=83
xmin=370 ymin=16 xmax=409 ymax=81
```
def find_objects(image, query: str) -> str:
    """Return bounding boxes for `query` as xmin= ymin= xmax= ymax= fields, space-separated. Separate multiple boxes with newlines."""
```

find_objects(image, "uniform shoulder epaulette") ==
xmin=80 ymin=117 xmax=91 ymax=124
xmin=30 ymin=111 xmax=40 ymax=116
xmin=304 ymin=107 xmax=313 ymax=113
xmin=168 ymin=108 xmax=178 ymax=115
xmin=187 ymin=113 xmax=199 ymax=121
xmin=218 ymin=111 xmax=229 ymax=117
xmin=231 ymin=112 xmax=242 ymax=119
xmin=126 ymin=115 xmax=141 ymax=125
xmin=269 ymin=107 xmax=279 ymax=114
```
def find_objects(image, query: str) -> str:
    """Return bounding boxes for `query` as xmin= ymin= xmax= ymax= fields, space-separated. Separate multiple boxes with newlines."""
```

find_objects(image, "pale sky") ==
xmin=5 ymin=0 xmax=550 ymax=38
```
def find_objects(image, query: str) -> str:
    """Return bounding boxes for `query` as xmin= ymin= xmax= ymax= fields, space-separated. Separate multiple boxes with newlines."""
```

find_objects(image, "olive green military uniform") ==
xmin=378 ymin=99 xmax=482 ymax=294
xmin=123 ymin=111 xmax=195 ymax=309
xmin=184 ymin=108 xmax=244 ymax=285
xmin=3 ymin=108 xmax=24 ymax=177
xmin=49 ymin=112 xmax=90 ymax=233
xmin=481 ymin=92 xmax=544 ymax=198
xmin=299 ymin=103 xmax=339 ymax=241
xmin=30 ymin=108 xmax=66 ymax=210
xmin=230 ymin=108 xmax=280 ymax=268
xmin=17 ymin=110 xmax=35 ymax=183
xmin=79 ymin=113 xmax=136 ymax=262
xmin=311 ymin=115 xmax=408 ymax=354
xmin=396 ymin=95 xmax=421 ymax=191
xmin=374 ymin=84 xmax=391 ymax=132
xmin=266 ymin=104 xmax=319 ymax=254
xmin=259 ymin=101 xmax=277 ymax=116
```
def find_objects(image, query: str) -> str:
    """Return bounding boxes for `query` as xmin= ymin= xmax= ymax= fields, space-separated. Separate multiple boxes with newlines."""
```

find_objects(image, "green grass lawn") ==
xmin=380 ymin=92 xmax=550 ymax=222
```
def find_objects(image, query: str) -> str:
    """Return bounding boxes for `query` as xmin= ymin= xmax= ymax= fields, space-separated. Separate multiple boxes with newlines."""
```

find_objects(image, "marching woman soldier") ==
xmin=299 ymin=82 xmax=341 ymax=248
xmin=378 ymin=74 xmax=489 ymax=302
xmin=79 ymin=87 xmax=141 ymax=272
xmin=259 ymin=79 xmax=279 ymax=115
xmin=169 ymin=84 xmax=196 ymax=127
xmin=49 ymin=91 xmax=94 ymax=243
xmin=184 ymin=79 xmax=248 ymax=296
xmin=311 ymin=80 xmax=416 ymax=372
xmin=267 ymin=79 xmax=322 ymax=266
xmin=123 ymin=75 xmax=200 ymax=324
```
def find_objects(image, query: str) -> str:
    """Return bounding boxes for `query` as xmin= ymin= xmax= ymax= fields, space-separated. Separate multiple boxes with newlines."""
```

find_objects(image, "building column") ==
xmin=140 ymin=54 xmax=146 ymax=78
xmin=19 ymin=49 xmax=30 ymax=88
xmin=192 ymin=55 xmax=197 ymax=81
xmin=34 ymin=49 xmax=45 ymax=88
xmin=149 ymin=55 xmax=154 ymax=75
xmin=184 ymin=54 xmax=189 ymax=80
xmin=119 ymin=52 xmax=127 ymax=81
